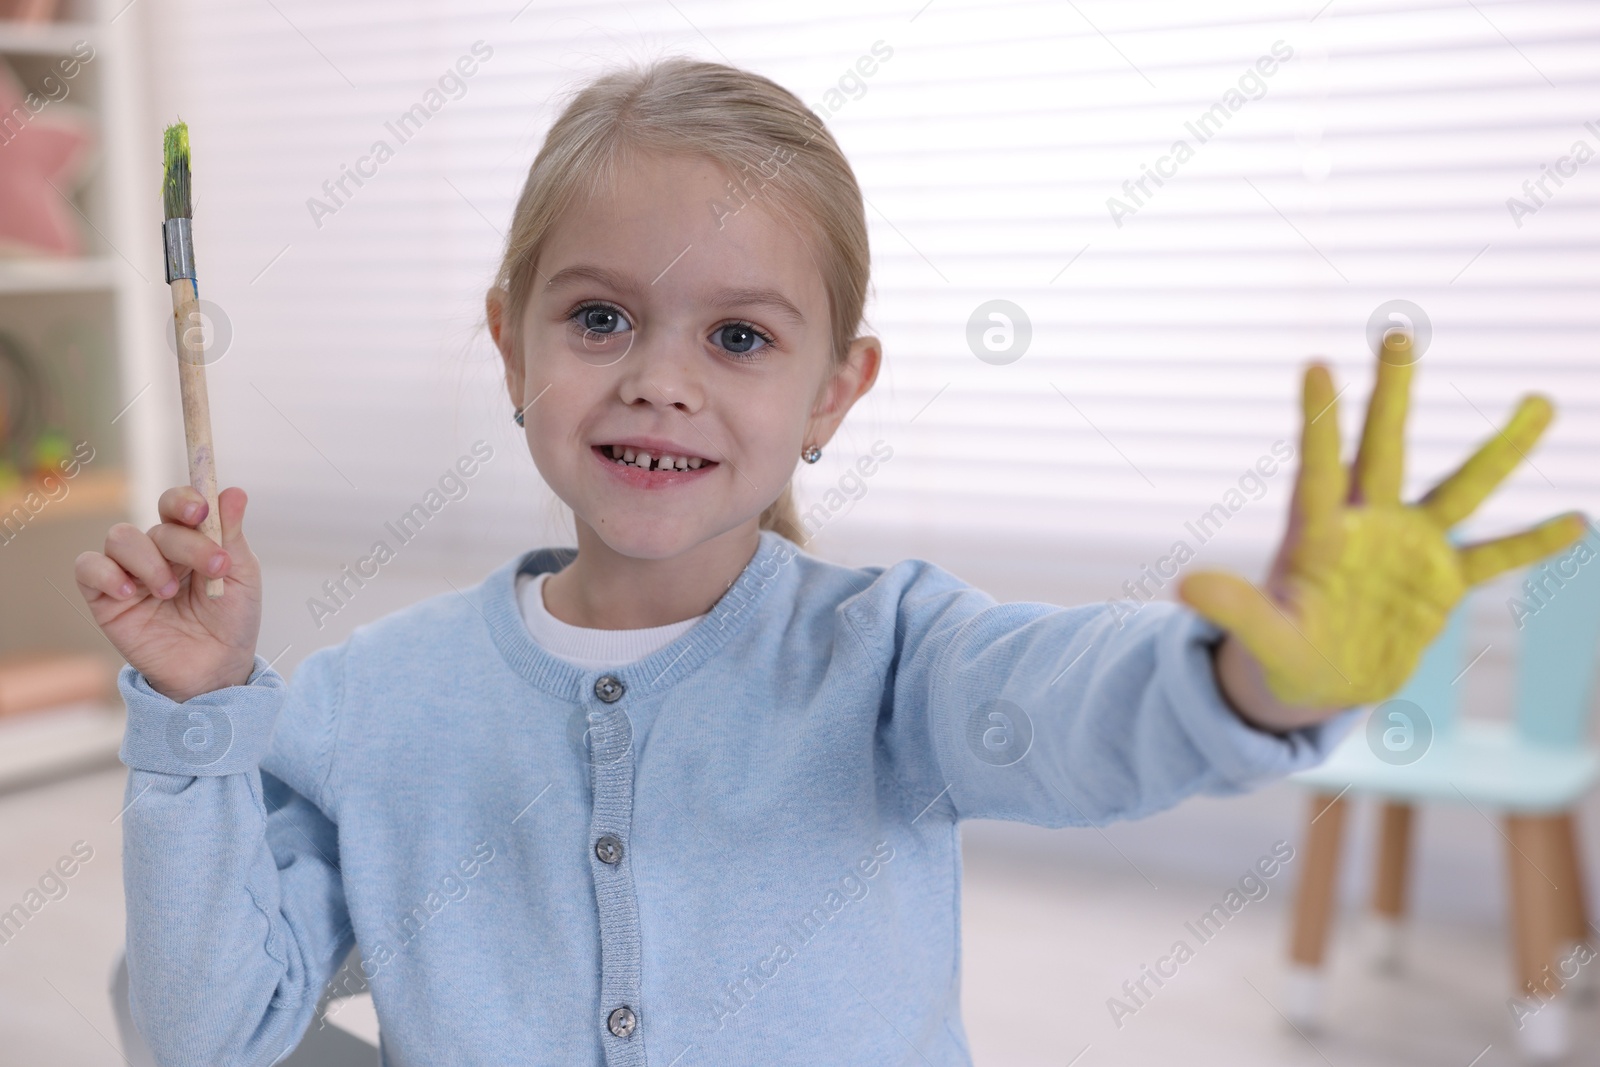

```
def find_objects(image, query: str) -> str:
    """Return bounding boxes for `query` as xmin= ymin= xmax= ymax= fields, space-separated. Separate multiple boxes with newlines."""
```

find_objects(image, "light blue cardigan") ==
xmin=116 ymin=530 xmax=1358 ymax=1066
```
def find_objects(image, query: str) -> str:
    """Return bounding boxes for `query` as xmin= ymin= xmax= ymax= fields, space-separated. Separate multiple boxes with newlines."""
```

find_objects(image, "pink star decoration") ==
xmin=0 ymin=58 xmax=94 ymax=257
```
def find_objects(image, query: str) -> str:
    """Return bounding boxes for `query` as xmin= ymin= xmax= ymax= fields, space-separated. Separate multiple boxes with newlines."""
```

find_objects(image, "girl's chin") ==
xmin=576 ymin=506 xmax=763 ymax=562
xmin=581 ymin=515 xmax=714 ymax=560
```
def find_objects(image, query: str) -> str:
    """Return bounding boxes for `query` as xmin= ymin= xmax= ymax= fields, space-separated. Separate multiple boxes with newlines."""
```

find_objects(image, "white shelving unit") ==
xmin=0 ymin=0 xmax=172 ymax=793
xmin=0 ymin=256 xmax=120 ymax=293
xmin=0 ymin=16 xmax=98 ymax=54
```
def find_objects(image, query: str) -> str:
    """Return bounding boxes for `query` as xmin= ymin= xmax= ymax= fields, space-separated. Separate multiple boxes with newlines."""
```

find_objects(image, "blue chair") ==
xmin=1283 ymin=531 xmax=1600 ymax=1061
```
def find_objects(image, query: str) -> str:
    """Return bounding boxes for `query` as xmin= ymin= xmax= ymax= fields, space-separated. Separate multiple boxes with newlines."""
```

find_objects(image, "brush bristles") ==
xmin=162 ymin=122 xmax=191 ymax=221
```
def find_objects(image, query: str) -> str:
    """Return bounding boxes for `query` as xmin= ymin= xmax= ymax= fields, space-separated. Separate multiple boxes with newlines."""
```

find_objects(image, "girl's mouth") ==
xmin=592 ymin=444 xmax=718 ymax=483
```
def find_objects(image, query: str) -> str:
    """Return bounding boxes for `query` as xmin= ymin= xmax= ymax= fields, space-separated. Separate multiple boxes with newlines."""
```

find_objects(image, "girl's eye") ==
xmin=713 ymin=321 xmax=774 ymax=357
xmin=570 ymin=302 xmax=631 ymax=335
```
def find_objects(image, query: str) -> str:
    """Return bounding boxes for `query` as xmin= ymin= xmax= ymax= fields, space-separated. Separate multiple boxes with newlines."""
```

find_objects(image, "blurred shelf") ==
xmin=1 ymin=0 xmax=161 ymax=799
xmin=0 ymin=19 xmax=97 ymax=55
xmin=0 ymin=702 xmax=123 ymax=794
xmin=0 ymin=256 xmax=120 ymax=294
xmin=0 ymin=468 xmax=126 ymax=523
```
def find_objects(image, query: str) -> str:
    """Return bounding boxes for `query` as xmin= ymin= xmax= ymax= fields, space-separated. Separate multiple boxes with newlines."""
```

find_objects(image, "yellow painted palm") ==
xmin=1179 ymin=333 xmax=1589 ymax=710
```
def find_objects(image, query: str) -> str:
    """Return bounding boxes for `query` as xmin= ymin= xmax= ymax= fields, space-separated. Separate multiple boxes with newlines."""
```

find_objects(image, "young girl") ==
xmin=77 ymin=58 xmax=1583 ymax=1066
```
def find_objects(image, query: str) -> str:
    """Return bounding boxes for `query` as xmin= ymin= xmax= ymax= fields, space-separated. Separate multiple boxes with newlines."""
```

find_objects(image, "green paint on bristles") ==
xmin=162 ymin=121 xmax=191 ymax=221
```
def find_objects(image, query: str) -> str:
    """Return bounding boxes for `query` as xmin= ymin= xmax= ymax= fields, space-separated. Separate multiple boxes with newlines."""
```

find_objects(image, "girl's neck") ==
xmin=541 ymin=519 xmax=763 ymax=629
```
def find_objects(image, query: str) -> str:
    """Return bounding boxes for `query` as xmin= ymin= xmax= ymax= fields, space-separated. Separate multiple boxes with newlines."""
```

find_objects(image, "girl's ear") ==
xmin=487 ymin=287 xmax=525 ymax=409
xmin=806 ymin=335 xmax=882 ymax=447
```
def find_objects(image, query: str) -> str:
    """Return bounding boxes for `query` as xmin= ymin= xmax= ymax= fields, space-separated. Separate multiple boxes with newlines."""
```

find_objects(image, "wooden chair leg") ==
xmin=1506 ymin=813 xmax=1571 ymax=1059
xmin=1369 ymin=801 xmax=1413 ymax=972
xmin=1285 ymin=791 xmax=1348 ymax=1027
xmin=1548 ymin=812 xmax=1594 ymax=1002
xmin=1371 ymin=801 xmax=1413 ymax=918
xmin=1548 ymin=812 xmax=1592 ymax=941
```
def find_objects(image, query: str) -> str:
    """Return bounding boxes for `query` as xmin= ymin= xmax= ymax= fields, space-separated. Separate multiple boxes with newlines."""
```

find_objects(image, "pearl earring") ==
xmin=801 ymin=444 xmax=822 ymax=464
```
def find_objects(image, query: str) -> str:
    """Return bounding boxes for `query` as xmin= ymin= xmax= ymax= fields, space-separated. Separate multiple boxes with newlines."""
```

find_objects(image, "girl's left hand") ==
xmin=1178 ymin=332 xmax=1589 ymax=718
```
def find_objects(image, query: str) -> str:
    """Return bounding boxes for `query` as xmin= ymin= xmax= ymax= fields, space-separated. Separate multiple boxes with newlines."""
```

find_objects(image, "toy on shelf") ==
xmin=0 ymin=330 xmax=44 ymax=474
xmin=0 ymin=329 xmax=82 ymax=498
xmin=0 ymin=329 xmax=42 ymax=445
xmin=0 ymin=56 xmax=94 ymax=258
xmin=29 ymin=427 xmax=69 ymax=478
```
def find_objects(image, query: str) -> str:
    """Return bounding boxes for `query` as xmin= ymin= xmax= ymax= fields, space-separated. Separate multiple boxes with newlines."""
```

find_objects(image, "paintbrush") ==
xmin=162 ymin=122 xmax=224 ymax=598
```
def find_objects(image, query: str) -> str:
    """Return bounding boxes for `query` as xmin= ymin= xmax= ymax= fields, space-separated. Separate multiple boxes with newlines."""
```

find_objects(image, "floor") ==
xmin=2 ymin=765 xmax=1596 ymax=1066
xmin=0 ymin=766 xmax=130 ymax=1065
xmin=958 ymin=834 xmax=1599 ymax=1067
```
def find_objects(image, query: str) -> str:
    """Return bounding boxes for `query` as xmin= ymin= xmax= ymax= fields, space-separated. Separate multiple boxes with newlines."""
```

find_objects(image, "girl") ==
xmin=77 ymin=58 xmax=1583 ymax=1066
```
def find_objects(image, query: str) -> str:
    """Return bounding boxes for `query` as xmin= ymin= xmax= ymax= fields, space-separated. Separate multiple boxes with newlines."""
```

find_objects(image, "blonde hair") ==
xmin=492 ymin=56 xmax=871 ymax=544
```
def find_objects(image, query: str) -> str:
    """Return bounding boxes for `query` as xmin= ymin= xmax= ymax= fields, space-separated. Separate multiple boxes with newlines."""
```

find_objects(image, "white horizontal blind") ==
xmin=147 ymin=0 xmax=1600 ymax=607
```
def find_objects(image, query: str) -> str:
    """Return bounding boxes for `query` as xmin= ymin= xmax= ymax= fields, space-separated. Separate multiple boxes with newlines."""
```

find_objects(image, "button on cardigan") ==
xmin=115 ymin=530 xmax=1359 ymax=1066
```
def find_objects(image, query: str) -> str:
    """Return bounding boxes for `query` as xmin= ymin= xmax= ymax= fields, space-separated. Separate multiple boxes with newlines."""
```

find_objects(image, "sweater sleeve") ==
xmin=117 ymin=644 xmax=354 ymax=1067
xmin=863 ymin=561 xmax=1362 ymax=827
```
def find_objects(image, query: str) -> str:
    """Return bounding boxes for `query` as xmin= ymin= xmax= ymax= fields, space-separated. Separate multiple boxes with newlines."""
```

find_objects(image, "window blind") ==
xmin=145 ymin=0 xmax=1599 ymax=616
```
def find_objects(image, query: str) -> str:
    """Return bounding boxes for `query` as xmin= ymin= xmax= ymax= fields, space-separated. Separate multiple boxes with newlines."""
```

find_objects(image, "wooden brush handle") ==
xmin=169 ymin=279 xmax=224 ymax=598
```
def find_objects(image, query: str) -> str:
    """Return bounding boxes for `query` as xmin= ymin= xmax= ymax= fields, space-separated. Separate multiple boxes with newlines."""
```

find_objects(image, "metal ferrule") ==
xmin=164 ymin=217 xmax=195 ymax=283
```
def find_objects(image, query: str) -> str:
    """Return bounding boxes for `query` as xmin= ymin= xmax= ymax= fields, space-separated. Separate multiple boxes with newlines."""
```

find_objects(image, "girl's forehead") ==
xmin=540 ymin=159 xmax=828 ymax=316
xmin=569 ymin=153 xmax=793 ymax=243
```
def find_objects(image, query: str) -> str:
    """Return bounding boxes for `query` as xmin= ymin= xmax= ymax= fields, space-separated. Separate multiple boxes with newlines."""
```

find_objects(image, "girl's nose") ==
xmin=615 ymin=333 xmax=705 ymax=414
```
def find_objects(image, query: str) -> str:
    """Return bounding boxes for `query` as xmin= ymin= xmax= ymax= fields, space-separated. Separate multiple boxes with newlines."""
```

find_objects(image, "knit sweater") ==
xmin=116 ymin=530 xmax=1358 ymax=1066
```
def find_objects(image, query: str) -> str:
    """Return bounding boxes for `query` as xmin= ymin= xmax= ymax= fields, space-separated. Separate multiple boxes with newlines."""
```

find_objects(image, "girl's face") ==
xmin=492 ymin=151 xmax=878 ymax=560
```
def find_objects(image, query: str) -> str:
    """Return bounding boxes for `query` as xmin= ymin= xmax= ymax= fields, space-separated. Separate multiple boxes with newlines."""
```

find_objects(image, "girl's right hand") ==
xmin=74 ymin=485 xmax=262 ymax=704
